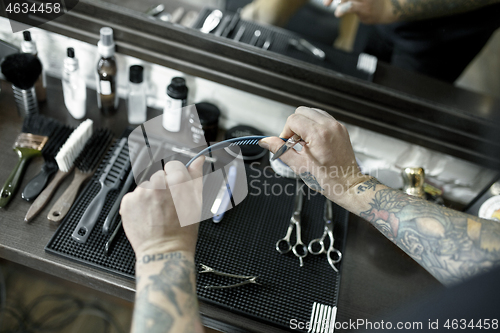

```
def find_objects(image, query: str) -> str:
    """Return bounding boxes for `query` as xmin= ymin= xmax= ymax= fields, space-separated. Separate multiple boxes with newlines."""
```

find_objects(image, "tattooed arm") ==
xmin=349 ymin=179 xmax=500 ymax=285
xmin=133 ymin=251 xmax=203 ymax=333
xmin=260 ymin=107 xmax=500 ymax=286
xmin=120 ymin=159 xmax=205 ymax=333
xmin=325 ymin=0 xmax=500 ymax=24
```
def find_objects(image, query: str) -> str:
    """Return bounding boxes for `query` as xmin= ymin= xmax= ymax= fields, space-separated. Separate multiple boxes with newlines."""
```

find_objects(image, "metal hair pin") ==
xmin=199 ymin=264 xmax=260 ymax=289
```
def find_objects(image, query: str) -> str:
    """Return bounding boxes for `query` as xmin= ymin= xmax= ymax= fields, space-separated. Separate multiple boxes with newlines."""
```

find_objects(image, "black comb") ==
xmin=71 ymin=138 xmax=130 ymax=243
xmin=47 ymin=129 xmax=113 ymax=222
xmin=22 ymin=125 xmax=74 ymax=201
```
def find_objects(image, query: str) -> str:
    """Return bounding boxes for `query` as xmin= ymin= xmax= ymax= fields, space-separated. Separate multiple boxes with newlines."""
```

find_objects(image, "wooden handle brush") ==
xmin=0 ymin=115 xmax=57 ymax=208
xmin=21 ymin=125 xmax=74 ymax=201
xmin=25 ymin=119 xmax=93 ymax=222
xmin=48 ymin=129 xmax=113 ymax=222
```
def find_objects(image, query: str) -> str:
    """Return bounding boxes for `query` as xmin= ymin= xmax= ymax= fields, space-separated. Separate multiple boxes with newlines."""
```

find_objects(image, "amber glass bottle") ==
xmin=96 ymin=27 xmax=118 ymax=116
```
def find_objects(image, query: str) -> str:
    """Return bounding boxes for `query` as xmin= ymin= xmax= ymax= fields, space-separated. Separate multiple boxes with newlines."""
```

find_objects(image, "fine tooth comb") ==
xmin=185 ymin=135 xmax=267 ymax=167
xmin=24 ymin=119 xmax=93 ymax=222
xmin=0 ymin=114 xmax=57 ymax=208
xmin=48 ymin=129 xmax=113 ymax=222
xmin=72 ymin=138 xmax=130 ymax=243
xmin=21 ymin=125 xmax=74 ymax=202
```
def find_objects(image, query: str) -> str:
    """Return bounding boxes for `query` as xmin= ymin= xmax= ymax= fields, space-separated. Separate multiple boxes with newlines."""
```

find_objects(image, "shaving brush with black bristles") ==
xmin=1 ymin=52 xmax=42 ymax=116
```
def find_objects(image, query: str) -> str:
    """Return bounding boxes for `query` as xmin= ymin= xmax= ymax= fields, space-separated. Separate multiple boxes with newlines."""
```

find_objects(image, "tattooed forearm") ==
xmin=133 ymin=286 xmax=174 ymax=333
xmin=133 ymin=252 xmax=203 ymax=333
xmin=358 ymin=186 xmax=500 ymax=285
xmin=300 ymin=172 xmax=324 ymax=192
xmin=391 ymin=0 xmax=499 ymax=21
xmin=357 ymin=177 xmax=381 ymax=193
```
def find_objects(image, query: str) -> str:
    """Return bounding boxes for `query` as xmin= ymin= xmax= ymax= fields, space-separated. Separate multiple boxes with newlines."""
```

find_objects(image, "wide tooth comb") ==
xmin=71 ymin=138 xmax=130 ymax=243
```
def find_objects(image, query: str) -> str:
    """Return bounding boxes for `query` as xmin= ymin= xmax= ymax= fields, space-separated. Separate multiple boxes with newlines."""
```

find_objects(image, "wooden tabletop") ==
xmin=0 ymin=77 xmax=442 ymax=332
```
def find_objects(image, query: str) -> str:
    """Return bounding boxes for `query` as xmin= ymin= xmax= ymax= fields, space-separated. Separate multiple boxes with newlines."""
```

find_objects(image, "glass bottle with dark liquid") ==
xmin=96 ymin=27 xmax=118 ymax=116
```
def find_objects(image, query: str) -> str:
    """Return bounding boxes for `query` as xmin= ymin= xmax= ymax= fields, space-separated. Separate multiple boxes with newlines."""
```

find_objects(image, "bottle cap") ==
xmin=23 ymin=31 xmax=32 ymax=41
xmin=129 ymin=65 xmax=144 ymax=83
xmin=21 ymin=31 xmax=37 ymax=55
xmin=100 ymin=27 xmax=114 ymax=46
xmin=167 ymin=77 xmax=188 ymax=99
xmin=97 ymin=27 xmax=115 ymax=57
xmin=67 ymin=47 xmax=75 ymax=58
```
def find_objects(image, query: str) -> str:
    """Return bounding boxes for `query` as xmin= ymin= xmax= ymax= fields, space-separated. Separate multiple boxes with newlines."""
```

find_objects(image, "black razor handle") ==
xmin=22 ymin=161 xmax=58 ymax=202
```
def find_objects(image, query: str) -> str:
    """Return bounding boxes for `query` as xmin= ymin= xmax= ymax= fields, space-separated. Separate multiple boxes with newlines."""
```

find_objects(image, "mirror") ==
xmin=99 ymin=0 xmax=500 ymax=99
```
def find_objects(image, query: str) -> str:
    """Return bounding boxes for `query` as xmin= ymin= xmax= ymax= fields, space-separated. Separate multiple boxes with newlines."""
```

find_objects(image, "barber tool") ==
xmin=271 ymin=134 xmax=302 ymax=161
xmin=102 ymin=142 xmax=168 ymax=234
xmin=72 ymin=138 xmax=129 ymax=243
xmin=221 ymin=9 xmax=241 ymax=38
xmin=180 ymin=10 xmax=199 ymax=27
xmin=276 ymin=184 xmax=308 ymax=267
xmin=288 ymin=38 xmax=326 ymax=60
xmin=199 ymin=264 xmax=259 ymax=289
xmin=200 ymin=9 xmax=223 ymax=33
xmin=22 ymin=125 xmax=73 ymax=201
xmin=102 ymin=168 xmax=134 ymax=234
xmin=105 ymin=219 xmax=123 ymax=256
xmin=250 ymin=30 xmax=261 ymax=46
xmin=170 ymin=7 xmax=185 ymax=24
xmin=214 ymin=15 xmax=232 ymax=37
xmin=262 ymin=33 xmax=274 ymax=50
xmin=145 ymin=4 xmax=165 ymax=17
xmin=308 ymin=199 xmax=342 ymax=272
xmin=0 ymin=115 xmax=57 ymax=208
xmin=48 ymin=129 xmax=113 ymax=222
xmin=25 ymin=120 xmax=93 ymax=222
xmin=185 ymin=135 xmax=267 ymax=168
xmin=233 ymin=26 xmax=245 ymax=42
xmin=1 ymin=53 xmax=42 ymax=116
xmin=211 ymin=164 xmax=237 ymax=223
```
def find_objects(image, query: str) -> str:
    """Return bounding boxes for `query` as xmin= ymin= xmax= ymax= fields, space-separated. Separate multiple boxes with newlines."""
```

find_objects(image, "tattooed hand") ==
xmin=120 ymin=158 xmax=205 ymax=257
xmin=259 ymin=107 xmax=370 ymax=205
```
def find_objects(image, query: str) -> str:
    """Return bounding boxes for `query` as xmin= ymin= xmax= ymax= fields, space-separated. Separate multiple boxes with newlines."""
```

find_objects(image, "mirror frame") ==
xmin=3 ymin=0 xmax=500 ymax=168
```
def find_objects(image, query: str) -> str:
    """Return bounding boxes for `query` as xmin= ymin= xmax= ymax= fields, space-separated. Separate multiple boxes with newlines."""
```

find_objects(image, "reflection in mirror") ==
xmin=99 ymin=0 xmax=500 ymax=98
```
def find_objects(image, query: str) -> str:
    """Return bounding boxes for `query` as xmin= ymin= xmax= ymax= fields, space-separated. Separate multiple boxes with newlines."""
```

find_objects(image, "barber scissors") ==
xmin=271 ymin=134 xmax=303 ymax=161
xmin=276 ymin=183 xmax=308 ymax=267
xmin=308 ymin=199 xmax=342 ymax=272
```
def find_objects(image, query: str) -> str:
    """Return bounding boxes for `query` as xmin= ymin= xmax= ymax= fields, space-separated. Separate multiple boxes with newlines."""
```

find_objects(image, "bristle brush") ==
xmin=0 ymin=114 xmax=57 ymax=208
xmin=1 ymin=53 xmax=43 ymax=116
xmin=25 ymin=119 xmax=93 ymax=222
xmin=21 ymin=125 xmax=74 ymax=201
xmin=48 ymin=129 xmax=113 ymax=222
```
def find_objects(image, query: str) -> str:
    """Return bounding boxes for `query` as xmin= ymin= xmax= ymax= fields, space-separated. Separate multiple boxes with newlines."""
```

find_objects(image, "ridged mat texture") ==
xmin=46 ymin=143 xmax=349 ymax=332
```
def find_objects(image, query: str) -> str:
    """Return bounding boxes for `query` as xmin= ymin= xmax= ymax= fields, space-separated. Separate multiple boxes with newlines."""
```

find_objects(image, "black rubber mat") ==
xmin=46 ymin=145 xmax=349 ymax=332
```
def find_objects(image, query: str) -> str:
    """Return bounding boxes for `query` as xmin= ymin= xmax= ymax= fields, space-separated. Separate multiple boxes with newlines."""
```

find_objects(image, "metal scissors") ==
xmin=308 ymin=199 xmax=342 ymax=272
xmin=276 ymin=183 xmax=308 ymax=266
xmin=271 ymin=134 xmax=303 ymax=161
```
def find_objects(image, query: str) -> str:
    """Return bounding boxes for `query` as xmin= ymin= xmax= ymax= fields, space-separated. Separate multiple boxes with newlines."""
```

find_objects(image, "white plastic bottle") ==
xmin=127 ymin=65 xmax=147 ymax=124
xmin=62 ymin=48 xmax=87 ymax=119
xmin=163 ymin=77 xmax=188 ymax=132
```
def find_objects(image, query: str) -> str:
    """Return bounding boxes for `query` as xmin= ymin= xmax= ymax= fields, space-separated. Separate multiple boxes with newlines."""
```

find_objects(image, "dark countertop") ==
xmin=0 ymin=77 xmax=442 ymax=332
